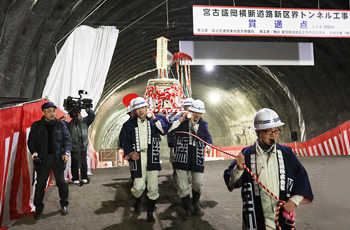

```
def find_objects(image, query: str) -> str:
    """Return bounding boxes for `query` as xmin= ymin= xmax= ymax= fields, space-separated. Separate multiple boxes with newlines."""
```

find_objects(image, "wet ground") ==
xmin=9 ymin=156 xmax=350 ymax=229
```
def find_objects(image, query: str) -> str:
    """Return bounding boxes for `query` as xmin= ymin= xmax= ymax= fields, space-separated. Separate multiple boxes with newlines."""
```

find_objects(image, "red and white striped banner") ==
xmin=284 ymin=121 xmax=350 ymax=156
xmin=215 ymin=121 xmax=350 ymax=159
xmin=0 ymin=101 xmax=48 ymax=228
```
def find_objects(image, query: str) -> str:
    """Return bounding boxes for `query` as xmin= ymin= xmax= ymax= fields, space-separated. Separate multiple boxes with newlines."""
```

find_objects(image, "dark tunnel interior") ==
xmin=1 ymin=0 xmax=350 ymax=152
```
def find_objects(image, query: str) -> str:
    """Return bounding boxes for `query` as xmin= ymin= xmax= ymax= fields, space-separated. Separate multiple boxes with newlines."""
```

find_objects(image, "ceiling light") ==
xmin=209 ymin=92 xmax=220 ymax=104
xmin=205 ymin=64 xmax=214 ymax=71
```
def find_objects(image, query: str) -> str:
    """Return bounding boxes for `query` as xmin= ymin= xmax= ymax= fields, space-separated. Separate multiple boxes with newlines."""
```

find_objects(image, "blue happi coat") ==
xmin=172 ymin=118 xmax=212 ymax=173
xmin=118 ymin=117 xmax=133 ymax=148
xmin=123 ymin=115 xmax=168 ymax=178
xmin=224 ymin=143 xmax=313 ymax=230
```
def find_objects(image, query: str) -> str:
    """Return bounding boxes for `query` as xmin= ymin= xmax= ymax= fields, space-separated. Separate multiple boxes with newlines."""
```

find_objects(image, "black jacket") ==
xmin=28 ymin=117 xmax=71 ymax=171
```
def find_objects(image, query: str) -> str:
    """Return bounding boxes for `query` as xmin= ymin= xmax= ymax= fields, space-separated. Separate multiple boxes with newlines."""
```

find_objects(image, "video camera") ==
xmin=63 ymin=90 xmax=93 ymax=117
xmin=33 ymin=155 xmax=42 ymax=165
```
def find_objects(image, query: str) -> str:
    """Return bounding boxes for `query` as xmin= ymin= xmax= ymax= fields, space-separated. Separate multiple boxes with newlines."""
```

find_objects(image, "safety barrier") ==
xmin=215 ymin=121 xmax=350 ymax=159
xmin=283 ymin=121 xmax=350 ymax=156
xmin=96 ymin=149 xmax=129 ymax=168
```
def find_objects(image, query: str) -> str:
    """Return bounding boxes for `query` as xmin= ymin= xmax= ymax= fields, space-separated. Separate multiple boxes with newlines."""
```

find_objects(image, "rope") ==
xmin=175 ymin=131 xmax=295 ymax=230
xmin=147 ymin=85 xmax=179 ymax=109
xmin=149 ymin=108 xmax=181 ymax=114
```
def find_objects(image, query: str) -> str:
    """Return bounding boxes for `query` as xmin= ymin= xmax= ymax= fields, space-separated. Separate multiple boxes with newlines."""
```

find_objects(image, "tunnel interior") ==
xmin=1 ymin=0 xmax=350 ymax=153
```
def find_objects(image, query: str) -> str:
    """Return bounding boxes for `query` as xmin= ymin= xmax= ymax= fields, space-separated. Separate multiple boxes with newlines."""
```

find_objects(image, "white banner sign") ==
xmin=193 ymin=5 xmax=350 ymax=38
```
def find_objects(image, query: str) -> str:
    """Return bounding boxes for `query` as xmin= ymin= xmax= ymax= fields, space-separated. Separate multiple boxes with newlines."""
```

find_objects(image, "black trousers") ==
xmin=71 ymin=150 xmax=88 ymax=181
xmin=34 ymin=154 xmax=69 ymax=213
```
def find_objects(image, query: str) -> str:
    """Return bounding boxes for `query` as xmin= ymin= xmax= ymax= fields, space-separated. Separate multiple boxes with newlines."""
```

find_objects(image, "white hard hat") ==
xmin=126 ymin=105 xmax=131 ymax=114
xmin=189 ymin=99 xmax=206 ymax=114
xmin=252 ymin=108 xmax=285 ymax=130
xmin=183 ymin=98 xmax=194 ymax=107
xmin=129 ymin=99 xmax=136 ymax=111
xmin=129 ymin=98 xmax=136 ymax=107
xmin=132 ymin=97 xmax=148 ymax=110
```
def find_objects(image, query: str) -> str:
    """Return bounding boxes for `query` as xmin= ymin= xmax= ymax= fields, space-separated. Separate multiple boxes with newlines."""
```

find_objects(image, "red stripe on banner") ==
xmin=308 ymin=146 xmax=313 ymax=156
xmin=328 ymin=139 xmax=335 ymax=156
xmin=295 ymin=148 xmax=300 ymax=156
xmin=9 ymin=131 xmax=25 ymax=219
xmin=8 ymin=108 xmax=26 ymax=220
xmin=318 ymin=143 xmax=325 ymax=156
xmin=303 ymin=148 xmax=308 ymax=156
xmin=317 ymin=144 xmax=322 ymax=156
xmin=333 ymin=136 xmax=341 ymax=155
xmin=0 ymin=135 xmax=14 ymax=226
xmin=88 ymin=138 xmax=98 ymax=169
xmin=324 ymin=141 xmax=330 ymax=156
xmin=299 ymin=149 xmax=303 ymax=156
xmin=344 ymin=129 xmax=349 ymax=155
xmin=20 ymin=138 xmax=31 ymax=216
xmin=297 ymin=148 xmax=302 ymax=157
xmin=344 ymin=130 xmax=350 ymax=155
xmin=339 ymin=133 xmax=345 ymax=155
xmin=0 ymin=106 xmax=22 ymax=227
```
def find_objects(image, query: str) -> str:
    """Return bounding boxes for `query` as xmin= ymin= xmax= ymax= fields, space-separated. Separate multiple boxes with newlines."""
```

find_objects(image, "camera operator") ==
xmin=67 ymin=107 xmax=95 ymax=185
xmin=27 ymin=102 xmax=71 ymax=220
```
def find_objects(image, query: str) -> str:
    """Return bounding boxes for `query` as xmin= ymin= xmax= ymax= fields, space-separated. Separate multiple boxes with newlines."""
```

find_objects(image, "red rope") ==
xmin=148 ymin=85 xmax=179 ymax=109
xmin=175 ymin=131 xmax=295 ymax=230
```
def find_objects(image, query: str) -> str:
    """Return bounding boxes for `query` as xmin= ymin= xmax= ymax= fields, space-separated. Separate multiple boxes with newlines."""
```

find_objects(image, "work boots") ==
xmin=192 ymin=190 xmax=203 ymax=216
xmin=181 ymin=195 xmax=192 ymax=220
xmin=34 ymin=204 xmax=44 ymax=220
xmin=147 ymin=198 xmax=156 ymax=224
xmin=134 ymin=197 xmax=142 ymax=214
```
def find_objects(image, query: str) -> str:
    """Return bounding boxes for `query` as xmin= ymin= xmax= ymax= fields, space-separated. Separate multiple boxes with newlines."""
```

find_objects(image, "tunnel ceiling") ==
xmin=1 ymin=0 xmax=350 ymax=150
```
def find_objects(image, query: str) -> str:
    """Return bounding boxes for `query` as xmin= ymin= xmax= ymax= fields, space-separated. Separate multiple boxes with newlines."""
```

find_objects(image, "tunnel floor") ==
xmin=9 ymin=156 xmax=350 ymax=230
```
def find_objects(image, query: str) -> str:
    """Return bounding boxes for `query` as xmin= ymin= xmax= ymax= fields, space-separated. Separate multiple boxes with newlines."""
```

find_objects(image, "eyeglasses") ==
xmin=262 ymin=128 xmax=281 ymax=135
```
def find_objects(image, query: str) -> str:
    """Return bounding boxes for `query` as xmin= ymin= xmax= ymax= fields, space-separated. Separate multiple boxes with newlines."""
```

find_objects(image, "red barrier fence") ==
xmin=0 ymin=100 xmax=51 ymax=228
xmin=216 ymin=121 xmax=350 ymax=160
xmin=284 ymin=121 xmax=350 ymax=156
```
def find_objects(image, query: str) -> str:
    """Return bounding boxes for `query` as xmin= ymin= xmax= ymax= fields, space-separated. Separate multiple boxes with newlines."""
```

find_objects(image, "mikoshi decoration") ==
xmin=144 ymin=78 xmax=183 ymax=116
xmin=173 ymin=52 xmax=192 ymax=98
xmin=144 ymin=37 xmax=193 ymax=118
